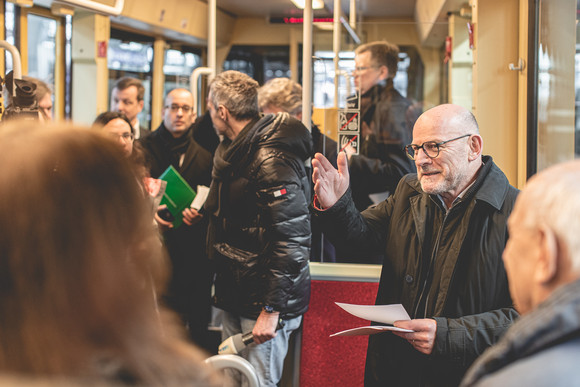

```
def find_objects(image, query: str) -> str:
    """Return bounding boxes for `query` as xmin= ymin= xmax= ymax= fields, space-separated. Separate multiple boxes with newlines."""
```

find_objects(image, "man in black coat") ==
xmin=205 ymin=71 xmax=312 ymax=386
xmin=347 ymin=41 xmax=418 ymax=213
xmin=139 ymin=88 xmax=214 ymax=352
xmin=312 ymin=104 xmax=519 ymax=387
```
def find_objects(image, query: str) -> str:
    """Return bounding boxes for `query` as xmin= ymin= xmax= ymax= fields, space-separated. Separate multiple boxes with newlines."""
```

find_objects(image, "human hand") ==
xmin=182 ymin=207 xmax=203 ymax=226
xmin=252 ymin=310 xmax=280 ymax=344
xmin=392 ymin=318 xmax=437 ymax=355
xmin=312 ymin=152 xmax=350 ymax=209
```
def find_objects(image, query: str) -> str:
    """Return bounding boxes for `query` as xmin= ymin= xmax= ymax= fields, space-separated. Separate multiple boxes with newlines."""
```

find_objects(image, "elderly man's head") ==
xmin=258 ymin=77 xmax=302 ymax=119
xmin=503 ymin=160 xmax=580 ymax=315
xmin=406 ymin=104 xmax=483 ymax=207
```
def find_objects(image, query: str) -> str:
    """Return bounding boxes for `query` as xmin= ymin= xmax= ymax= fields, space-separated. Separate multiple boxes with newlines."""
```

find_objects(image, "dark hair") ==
xmin=355 ymin=41 xmax=400 ymax=79
xmin=0 ymin=122 xmax=220 ymax=386
xmin=113 ymin=77 xmax=145 ymax=101
xmin=93 ymin=111 xmax=134 ymax=135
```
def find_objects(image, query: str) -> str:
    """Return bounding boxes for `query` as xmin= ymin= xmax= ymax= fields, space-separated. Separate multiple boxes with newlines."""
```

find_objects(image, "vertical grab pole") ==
xmin=208 ymin=0 xmax=216 ymax=83
xmin=302 ymin=0 xmax=313 ymax=131
xmin=333 ymin=0 xmax=341 ymax=108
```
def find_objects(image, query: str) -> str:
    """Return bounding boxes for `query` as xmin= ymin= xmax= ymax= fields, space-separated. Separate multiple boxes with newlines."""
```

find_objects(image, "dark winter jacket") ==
xmin=349 ymin=81 xmax=417 ymax=211
xmin=205 ymin=112 xmax=312 ymax=320
xmin=461 ymin=278 xmax=580 ymax=387
xmin=314 ymin=156 xmax=519 ymax=387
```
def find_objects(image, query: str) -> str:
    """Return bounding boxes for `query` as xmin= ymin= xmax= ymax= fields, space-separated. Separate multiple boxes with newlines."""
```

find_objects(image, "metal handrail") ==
xmin=0 ymin=40 xmax=23 ymax=96
xmin=205 ymin=354 xmax=260 ymax=387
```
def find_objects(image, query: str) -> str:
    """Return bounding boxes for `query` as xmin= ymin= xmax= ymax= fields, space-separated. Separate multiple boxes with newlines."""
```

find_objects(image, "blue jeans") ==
xmin=221 ymin=310 xmax=302 ymax=387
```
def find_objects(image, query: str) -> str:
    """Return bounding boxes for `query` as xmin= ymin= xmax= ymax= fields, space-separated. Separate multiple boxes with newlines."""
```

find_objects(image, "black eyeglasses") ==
xmin=351 ymin=66 xmax=379 ymax=73
xmin=108 ymin=132 xmax=134 ymax=143
xmin=405 ymin=134 xmax=472 ymax=160
xmin=166 ymin=104 xmax=193 ymax=113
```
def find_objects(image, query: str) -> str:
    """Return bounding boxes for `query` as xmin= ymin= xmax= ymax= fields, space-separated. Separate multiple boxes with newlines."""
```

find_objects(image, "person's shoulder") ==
xmin=473 ymin=338 xmax=580 ymax=387
xmin=139 ymin=126 xmax=161 ymax=145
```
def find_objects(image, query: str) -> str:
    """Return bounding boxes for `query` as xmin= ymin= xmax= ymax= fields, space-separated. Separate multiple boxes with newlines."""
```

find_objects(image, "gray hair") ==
xmin=209 ymin=71 xmax=259 ymax=120
xmin=258 ymin=78 xmax=302 ymax=117
xmin=518 ymin=160 xmax=580 ymax=272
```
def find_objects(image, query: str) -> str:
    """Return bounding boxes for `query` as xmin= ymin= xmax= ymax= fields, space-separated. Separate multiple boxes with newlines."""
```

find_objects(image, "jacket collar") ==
xmin=408 ymin=155 xmax=509 ymax=211
xmin=463 ymin=278 xmax=580 ymax=385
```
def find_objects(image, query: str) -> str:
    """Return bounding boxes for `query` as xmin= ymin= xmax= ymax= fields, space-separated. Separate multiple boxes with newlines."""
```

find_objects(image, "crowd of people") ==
xmin=1 ymin=39 xmax=580 ymax=387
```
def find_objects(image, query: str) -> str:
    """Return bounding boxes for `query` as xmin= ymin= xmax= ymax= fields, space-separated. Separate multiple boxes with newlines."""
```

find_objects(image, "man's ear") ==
xmin=138 ymin=99 xmax=144 ymax=112
xmin=218 ymin=105 xmax=228 ymax=121
xmin=378 ymin=65 xmax=389 ymax=81
xmin=535 ymin=224 xmax=559 ymax=285
xmin=468 ymin=134 xmax=483 ymax=161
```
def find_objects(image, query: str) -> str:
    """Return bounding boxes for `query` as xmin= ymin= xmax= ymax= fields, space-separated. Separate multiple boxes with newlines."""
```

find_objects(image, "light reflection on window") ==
xmin=163 ymin=49 xmax=202 ymax=104
xmin=27 ymin=14 xmax=57 ymax=85
xmin=4 ymin=2 xmax=15 ymax=71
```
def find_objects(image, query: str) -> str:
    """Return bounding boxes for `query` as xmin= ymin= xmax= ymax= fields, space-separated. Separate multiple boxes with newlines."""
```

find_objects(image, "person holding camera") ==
xmin=139 ymin=88 xmax=214 ymax=352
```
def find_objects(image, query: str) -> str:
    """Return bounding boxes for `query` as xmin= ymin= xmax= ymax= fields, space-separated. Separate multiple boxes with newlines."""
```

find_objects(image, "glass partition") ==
xmin=309 ymin=20 xmax=447 ymax=264
xmin=535 ymin=0 xmax=577 ymax=171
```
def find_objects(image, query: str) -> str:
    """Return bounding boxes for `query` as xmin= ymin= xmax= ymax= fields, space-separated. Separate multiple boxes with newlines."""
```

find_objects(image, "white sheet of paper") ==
xmin=330 ymin=325 xmax=413 ymax=337
xmin=335 ymin=302 xmax=411 ymax=325
xmin=190 ymin=185 xmax=210 ymax=210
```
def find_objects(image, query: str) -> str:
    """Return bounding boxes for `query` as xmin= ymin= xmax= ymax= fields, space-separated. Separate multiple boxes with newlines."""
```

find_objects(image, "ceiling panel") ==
xmin=215 ymin=0 xmax=417 ymax=19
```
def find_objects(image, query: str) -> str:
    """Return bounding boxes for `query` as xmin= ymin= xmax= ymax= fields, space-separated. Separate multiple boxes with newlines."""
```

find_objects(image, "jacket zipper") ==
xmin=413 ymin=209 xmax=448 ymax=319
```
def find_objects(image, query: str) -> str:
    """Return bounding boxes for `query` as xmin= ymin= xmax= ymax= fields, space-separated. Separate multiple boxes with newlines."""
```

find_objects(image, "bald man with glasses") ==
xmin=312 ymin=104 xmax=519 ymax=387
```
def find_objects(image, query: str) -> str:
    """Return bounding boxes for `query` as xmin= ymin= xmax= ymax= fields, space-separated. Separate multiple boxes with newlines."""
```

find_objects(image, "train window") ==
xmin=312 ymin=50 xmax=354 ymax=108
xmin=534 ymin=0 xmax=579 ymax=171
xmin=223 ymin=45 xmax=296 ymax=85
xmin=27 ymin=14 xmax=57 ymax=85
xmin=108 ymin=37 xmax=153 ymax=130
xmin=4 ymin=2 xmax=17 ymax=71
xmin=576 ymin=2 xmax=580 ymax=157
xmin=163 ymin=48 xmax=202 ymax=97
xmin=312 ymin=47 xmax=423 ymax=109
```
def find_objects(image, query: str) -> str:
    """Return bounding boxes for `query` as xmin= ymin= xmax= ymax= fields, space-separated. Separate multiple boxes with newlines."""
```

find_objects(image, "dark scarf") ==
xmin=156 ymin=122 xmax=192 ymax=169
xmin=205 ymin=116 xmax=263 ymax=217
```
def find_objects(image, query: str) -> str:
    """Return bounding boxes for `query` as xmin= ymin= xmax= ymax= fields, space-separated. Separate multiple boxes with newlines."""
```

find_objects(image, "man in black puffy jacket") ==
xmin=204 ymin=70 xmax=312 ymax=387
xmin=312 ymin=104 xmax=519 ymax=387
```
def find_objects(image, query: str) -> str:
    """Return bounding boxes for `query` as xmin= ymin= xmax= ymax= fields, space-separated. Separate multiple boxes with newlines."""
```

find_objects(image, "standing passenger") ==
xmin=111 ymin=77 xmax=150 ymax=139
xmin=312 ymin=104 xmax=519 ymax=387
xmin=205 ymin=70 xmax=312 ymax=387
xmin=0 ymin=123 xmax=220 ymax=386
xmin=348 ymin=40 xmax=417 ymax=212
xmin=461 ymin=160 xmax=580 ymax=387
xmin=139 ymin=88 xmax=214 ymax=352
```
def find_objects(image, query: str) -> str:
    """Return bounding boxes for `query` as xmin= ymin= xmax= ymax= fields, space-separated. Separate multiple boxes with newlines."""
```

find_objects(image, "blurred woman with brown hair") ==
xmin=0 ymin=122 xmax=220 ymax=386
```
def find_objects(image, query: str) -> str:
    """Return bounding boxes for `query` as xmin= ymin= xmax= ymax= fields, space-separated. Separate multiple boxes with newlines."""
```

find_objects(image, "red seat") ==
xmin=300 ymin=280 xmax=379 ymax=387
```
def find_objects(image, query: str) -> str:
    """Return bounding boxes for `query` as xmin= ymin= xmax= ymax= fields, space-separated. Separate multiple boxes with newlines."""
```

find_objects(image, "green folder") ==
xmin=158 ymin=165 xmax=196 ymax=228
